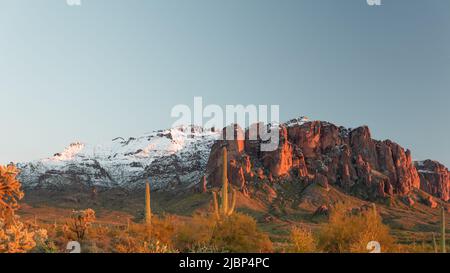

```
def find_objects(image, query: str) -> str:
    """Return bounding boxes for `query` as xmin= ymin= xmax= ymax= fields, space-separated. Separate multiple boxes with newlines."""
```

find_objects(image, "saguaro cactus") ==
xmin=145 ymin=180 xmax=152 ymax=227
xmin=432 ymin=233 xmax=438 ymax=253
xmin=371 ymin=203 xmax=377 ymax=218
xmin=441 ymin=206 xmax=446 ymax=253
xmin=212 ymin=147 xmax=237 ymax=220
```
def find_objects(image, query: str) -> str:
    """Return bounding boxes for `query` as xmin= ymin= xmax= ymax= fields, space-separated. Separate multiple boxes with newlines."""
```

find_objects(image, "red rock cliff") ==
xmin=205 ymin=120 xmax=446 ymax=201
xmin=415 ymin=160 xmax=449 ymax=202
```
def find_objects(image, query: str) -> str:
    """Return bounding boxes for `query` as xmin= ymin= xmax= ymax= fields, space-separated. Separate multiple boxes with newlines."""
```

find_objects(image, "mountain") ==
xmin=205 ymin=119 xmax=449 ymax=203
xmin=17 ymin=117 xmax=449 ymax=204
xmin=17 ymin=125 xmax=219 ymax=190
xmin=415 ymin=160 xmax=449 ymax=202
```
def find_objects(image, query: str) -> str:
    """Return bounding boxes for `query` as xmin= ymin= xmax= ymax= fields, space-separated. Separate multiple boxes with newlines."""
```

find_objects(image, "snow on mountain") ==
xmin=17 ymin=125 xmax=220 ymax=190
xmin=17 ymin=117 xmax=314 ymax=191
xmin=284 ymin=116 xmax=310 ymax=127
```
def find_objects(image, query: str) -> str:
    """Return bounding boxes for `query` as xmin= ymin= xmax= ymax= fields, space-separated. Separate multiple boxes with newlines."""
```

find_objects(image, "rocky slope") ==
xmin=17 ymin=117 xmax=449 ymax=203
xmin=205 ymin=119 xmax=449 ymax=203
xmin=415 ymin=160 xmax=449 ymax=202
xmin=18 ymin=125 xmax=219 ymax=190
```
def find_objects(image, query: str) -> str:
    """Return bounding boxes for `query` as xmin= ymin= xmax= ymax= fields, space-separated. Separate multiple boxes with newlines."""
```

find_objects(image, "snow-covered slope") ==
xmin=17 ymin=117 xmax=312 ymax=191
xmin=17 ymin=125 xmax=219 ymax=190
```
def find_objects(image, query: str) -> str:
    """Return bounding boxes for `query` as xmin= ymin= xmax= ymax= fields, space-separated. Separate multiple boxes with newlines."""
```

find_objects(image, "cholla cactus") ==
xmin=0 ymin=165 xmax=48 ymax=253
xmin=0 ymin=217 xmax=49 ymax=253
xmin=0 ymin=165 xmax=24 ymax=221
xmin=69 ymin=209 xmax=96 ymax=241
xmin=212 ymin=147 xmax=237 ymax=220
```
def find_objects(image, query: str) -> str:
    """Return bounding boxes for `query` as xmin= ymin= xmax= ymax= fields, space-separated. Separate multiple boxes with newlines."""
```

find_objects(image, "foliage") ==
xmin=68 ymin=209 xmax=96 ymax=241
xmin=112 ymin=233 xmax=177 ymax=253
xmin=126 ymin=214 xmax=176 ymax=247
xmin=0 ymin=165 xmax=24 ymax=220
xmin=211 ymin=213 xmax=273 ymax=253
xmin=0 ymin=216 xmax=48 ymax=253
xmin=0 ymin=164 xmax=48 ymax=253
xmin=289 ymin=226 xmax=317 ymax=253
xmin=174 ymin=213 xmax=216 ymax=252
xmin=318 ymin=203 xmax=395 ymax=253
xmin=174 ymin=213 xmax=272 ymax=253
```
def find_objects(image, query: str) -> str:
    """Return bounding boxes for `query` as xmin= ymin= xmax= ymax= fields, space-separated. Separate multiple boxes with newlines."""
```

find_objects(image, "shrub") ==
xmin=211 ymin=213 xmax=273 ymax=253
xmin=112 ymin=233 xmax=177 ymax=253
xmin=174 ymin=213 xmax=272 ymax=253
xmin=318 ymin=203 xmax=395 ymax=253
xmin=151 ymin=215 xmax=177 ymax=246
xmin=174 ymin=213 xmax=216 ymax=252
xmin=289 ymin=226 xmax=317 ymax=253
xmin=109 ymin=214 xmax=179 ymax=253
xmin=32 ymin=238 xmax=59 ymax=253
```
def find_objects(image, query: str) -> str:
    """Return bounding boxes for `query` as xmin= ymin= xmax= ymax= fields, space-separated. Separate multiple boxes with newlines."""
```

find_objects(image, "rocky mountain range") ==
xmin=17 ymin=117 xmax=449 ymax=204
xmin=18 ymin=125 xmax=218 ymax=190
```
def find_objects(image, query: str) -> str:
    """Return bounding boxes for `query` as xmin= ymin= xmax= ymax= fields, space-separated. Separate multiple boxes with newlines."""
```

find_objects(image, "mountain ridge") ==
xmin=16 ymin=117 xmax=449 ymax=204
xmin=204 ymin=120 xmax=449 ymax=203
xmin=18 ymin=125 xmax=219 ymax=190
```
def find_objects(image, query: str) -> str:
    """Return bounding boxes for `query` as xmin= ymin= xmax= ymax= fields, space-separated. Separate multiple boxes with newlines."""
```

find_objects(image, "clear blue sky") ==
xmin=1 ymin=0 xmax=449 ymax=166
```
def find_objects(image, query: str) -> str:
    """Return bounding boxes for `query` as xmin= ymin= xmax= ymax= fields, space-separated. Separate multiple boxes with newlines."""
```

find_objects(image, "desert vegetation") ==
xmin=0 ymin=165 xmax=48 ymax=253
xmin=1 ymin=157 xmax=448 ymax=253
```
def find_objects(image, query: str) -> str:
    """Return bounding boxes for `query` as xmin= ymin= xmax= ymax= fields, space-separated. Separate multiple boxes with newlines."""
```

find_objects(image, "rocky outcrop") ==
xmin=17 ymin=117 xmax=449 ymax=203
xmin=415 ymin=160 xmax=449 ymax=202
xmin=205 ymin=120 xmax=444 ymax=201
xmin=205 ymin=125 xmax=250 ymax=189
xmin=313 ymin=205 xmax=330 ymax=217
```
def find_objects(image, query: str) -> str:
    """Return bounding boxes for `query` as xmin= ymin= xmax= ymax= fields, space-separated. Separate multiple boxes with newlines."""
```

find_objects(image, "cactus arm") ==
xmin=145 ymin=180 xmax=152 ymax=226
xmin=371 ymin=203 xmax=377 ymax=218
xmin=212 ymin=191 xmax=221 ymax=220
xmin=432 ymin=233 xmax=438 ymax=253
xmin=212 ymin=147 xmax=238 ymax=220
xmin=442 ymin=207 xmax=446 ymax=253
xmin=227 ymin=189 xmax=237 ymax=216
xmin=222 ymin=147 xmax=228 ymax=215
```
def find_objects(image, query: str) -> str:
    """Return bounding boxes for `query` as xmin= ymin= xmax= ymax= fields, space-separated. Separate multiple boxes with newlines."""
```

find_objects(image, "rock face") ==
xmin=16 ymin=117 xmax=449 ymax=203
xmin=415 ymin=160 xmax=449 ymax=202
xmin=205 ymin=119 xmax=447 ymax=201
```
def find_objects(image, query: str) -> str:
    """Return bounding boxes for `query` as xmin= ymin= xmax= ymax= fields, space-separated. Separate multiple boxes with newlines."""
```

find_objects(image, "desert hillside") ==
xmin=2 ymin=118 xmax=447 ymax=253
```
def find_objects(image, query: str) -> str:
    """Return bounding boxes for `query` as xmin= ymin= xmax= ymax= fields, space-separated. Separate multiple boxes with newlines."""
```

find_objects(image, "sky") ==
xmin=0 ymin=0 xmax=449 ymax=166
